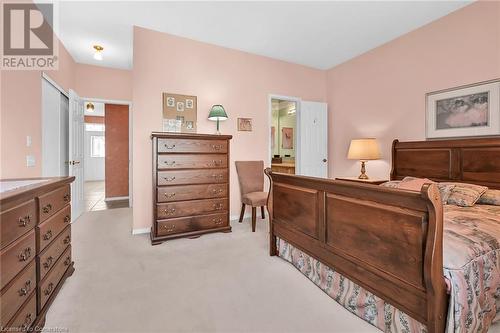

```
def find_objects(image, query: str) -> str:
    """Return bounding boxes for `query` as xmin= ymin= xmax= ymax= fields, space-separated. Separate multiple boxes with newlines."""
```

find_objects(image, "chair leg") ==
xmin=239 ymin=204 xmax=246 ymax=223
xmin=251 ymin=207 xmax=256 ymax=232
xmin=261 ymin=206 xmax=265 ymax=219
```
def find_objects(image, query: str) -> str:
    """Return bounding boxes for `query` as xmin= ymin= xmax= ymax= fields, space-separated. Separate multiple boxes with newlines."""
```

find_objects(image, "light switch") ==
xmin=26 ymin=136 xmax=32 ymax=147
xmin=26 ymin=155 xmax=35 ymax=167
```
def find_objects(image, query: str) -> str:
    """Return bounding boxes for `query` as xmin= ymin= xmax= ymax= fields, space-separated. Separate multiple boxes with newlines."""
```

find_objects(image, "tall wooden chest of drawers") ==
xmin=0 ymin=177 xmax=74 ymax=332
xmin=151 ymin=132 xmax=232 ymax=245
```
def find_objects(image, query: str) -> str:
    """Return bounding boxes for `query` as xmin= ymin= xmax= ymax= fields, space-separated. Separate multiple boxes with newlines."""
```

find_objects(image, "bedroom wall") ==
xmin=326 ymin=1 xmax=500 ymax=179
xmin=1 ymin=41 xmax=76 ymax=178
xmin=1 ymin=52 xmax=132 ymax=179
xmin=132 ymin=26 xmax=327 ymax=231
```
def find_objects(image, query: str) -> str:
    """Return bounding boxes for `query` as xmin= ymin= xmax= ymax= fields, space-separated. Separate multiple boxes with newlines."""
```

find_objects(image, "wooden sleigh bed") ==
xmin=264 ymin=138 xmax=500 ymax=333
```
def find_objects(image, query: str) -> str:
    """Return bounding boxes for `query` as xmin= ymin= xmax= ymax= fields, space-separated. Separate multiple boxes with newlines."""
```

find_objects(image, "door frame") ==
xmin=267 ymin=94 xmax=301 ymax=174
xmin=82 ymin=97 xmax=133 ymax=208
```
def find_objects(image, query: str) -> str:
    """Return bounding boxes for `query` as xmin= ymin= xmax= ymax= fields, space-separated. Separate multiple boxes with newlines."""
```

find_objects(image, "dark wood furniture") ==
xmin=151 ymin=132 xmax=233 ymax=245
xmin=265 ymin=137 xmax=500 ymax=333
xmin=334 ymin=177 xmax=388 ymax=185
xmin=0 ymin=177 xmax=75 ymax=332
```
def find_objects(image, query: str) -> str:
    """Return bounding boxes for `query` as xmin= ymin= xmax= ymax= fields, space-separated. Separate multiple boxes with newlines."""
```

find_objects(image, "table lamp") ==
xmin=347 ymin=138 xmax=381 ymax=179
xmin=208 ymin=105 xmax=228 ymax=135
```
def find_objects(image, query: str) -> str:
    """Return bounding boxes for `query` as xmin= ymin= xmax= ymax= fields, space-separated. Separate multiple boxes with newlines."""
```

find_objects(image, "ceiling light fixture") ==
xmin=93 ymin=45 xmax=103 ymax=61
xmin=86 ymin=102 xmax=95 ymax=111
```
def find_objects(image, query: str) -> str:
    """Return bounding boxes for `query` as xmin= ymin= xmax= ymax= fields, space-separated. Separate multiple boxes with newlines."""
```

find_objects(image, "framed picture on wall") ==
xmin=426 ymin=79 xmax=500 ymax=139
xmin=237 ymin=118 xmax=253 ymax=131
xmin=162 ymin=93 xmax=197 ymax=133
xmin=282 ymin=127 xmax=293 ymax=149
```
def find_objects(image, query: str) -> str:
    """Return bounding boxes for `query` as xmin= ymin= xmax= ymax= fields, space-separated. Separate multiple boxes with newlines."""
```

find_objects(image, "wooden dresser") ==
xmin=151 ymin=132 xmax=232 ymax=245
xmin=0 ymin=177 xmax=74 ymax=332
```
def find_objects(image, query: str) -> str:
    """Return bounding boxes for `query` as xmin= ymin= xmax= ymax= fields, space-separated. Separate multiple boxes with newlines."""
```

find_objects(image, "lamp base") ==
xmin=358 ymin=161 xmax=369 ymax=179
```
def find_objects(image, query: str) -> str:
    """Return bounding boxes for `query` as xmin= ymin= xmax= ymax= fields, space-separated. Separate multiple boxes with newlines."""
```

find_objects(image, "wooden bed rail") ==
xmin=264 ymin=169 xmax=448 ymax=333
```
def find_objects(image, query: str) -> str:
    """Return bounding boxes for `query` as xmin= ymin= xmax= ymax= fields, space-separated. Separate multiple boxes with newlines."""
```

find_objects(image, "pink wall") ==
xmin=1 ymin=42 xmax=76 ymax=178
xmin=326 ymin=1 xmax=500 ymax=180
xmin=132 ymin=27 xmax=327 ymax=230
xmin=75 ymin=64 xmax=132 ymax=101
xmin=1 ymin=49 xmax=132 ymax=179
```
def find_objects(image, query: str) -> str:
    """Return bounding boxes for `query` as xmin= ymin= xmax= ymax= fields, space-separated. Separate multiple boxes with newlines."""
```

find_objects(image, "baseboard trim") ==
xmin=105 ymin=196 xmax=129 ymax=202
xmin=132 ymin=228 xmax=150 ymax=235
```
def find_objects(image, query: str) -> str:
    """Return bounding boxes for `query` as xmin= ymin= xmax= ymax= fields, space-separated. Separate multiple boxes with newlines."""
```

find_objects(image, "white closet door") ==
xmin=69 ymin=89 xmax=85 ymax=221
xmin=42 ymin=78 xmax=62 ymax=177
xmin=298 ymin=101 xmax=328 ymax=178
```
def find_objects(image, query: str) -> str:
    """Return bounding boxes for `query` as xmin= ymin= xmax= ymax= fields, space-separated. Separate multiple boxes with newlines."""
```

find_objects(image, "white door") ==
xmin=298 ymin=101 xmax=328 ymax=178
xmin=69 ymin=89 xmax=85 ymax=220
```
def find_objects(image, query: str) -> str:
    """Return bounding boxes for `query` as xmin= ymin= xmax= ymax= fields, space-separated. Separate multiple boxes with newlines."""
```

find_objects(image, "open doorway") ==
xmin=83 ymin=101 xmax=130 ymax=211
xmin=270 ymin=97 xmax=298 ymax=175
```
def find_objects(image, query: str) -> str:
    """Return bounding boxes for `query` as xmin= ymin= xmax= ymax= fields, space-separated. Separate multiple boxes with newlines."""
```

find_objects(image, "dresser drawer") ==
xmin=37 ymin=205 xmax=71 ymax=253
xmin=38 ymin=185 xmax=71 ymax=223
xmin=157 ymin=138 xmax=227 ymax=153
xmin=5 ymin=291 xmax=36 ymax=332
xmin=157 ymin=198 xmax=228 ymax=219
xmin=0 ymin=261 xmax=36 ymax=327
xmin=158 ymin=154 xmax=227 ymax=170
xmin=0 ymin=230 xmax=35 ymax=290
xmin=37 ymin=226 xmax=71 ymax=281
xmin=157 ymin=184 xmax=227 ymax=203
xmin=0 ymin=200 xmax=37 ymax=250
xmin=157 ymin=213 xmax=229 ymax=236
xmin=158 ymin=169 xmax=228 ymax=186
xmin=39 ymin=246 xmax=71 ymax=311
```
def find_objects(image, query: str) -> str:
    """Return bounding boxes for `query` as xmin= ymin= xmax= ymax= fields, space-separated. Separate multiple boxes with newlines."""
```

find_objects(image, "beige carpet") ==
xmin=44 ymin=208 xmax=494 ymax=333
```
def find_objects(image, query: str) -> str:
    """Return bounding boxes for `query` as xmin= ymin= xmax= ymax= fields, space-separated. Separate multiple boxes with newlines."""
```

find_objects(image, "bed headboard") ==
xmin=391 ymin=138 xmax=500 ymax=190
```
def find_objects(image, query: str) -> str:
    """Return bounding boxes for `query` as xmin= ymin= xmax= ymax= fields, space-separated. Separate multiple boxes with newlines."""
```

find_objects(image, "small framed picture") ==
xmin=176 ymin=101 xmax=185 ymax=112
xmin=163 ymin=119 xmax=181 ymax=133
xmin=176 ymin=116 xmax=185 ymax=124
xmin=238 ymin=118 xmax=253 ymax=131
xmin=166 ymin=97 xmax=175 ymax=107
xmin=186 ymin=99 xmax=194 ymax=109
xmin=185 ymin=121 xmax=194 ymax=130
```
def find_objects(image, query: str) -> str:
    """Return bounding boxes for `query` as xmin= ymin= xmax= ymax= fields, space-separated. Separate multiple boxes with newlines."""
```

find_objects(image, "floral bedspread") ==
xmin=276 ymin=204 xmax=500 ymax=333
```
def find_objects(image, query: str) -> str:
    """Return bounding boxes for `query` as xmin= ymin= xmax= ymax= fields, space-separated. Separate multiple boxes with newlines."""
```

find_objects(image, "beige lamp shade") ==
xmin=347 ymin=138 xmax=381 ymax=161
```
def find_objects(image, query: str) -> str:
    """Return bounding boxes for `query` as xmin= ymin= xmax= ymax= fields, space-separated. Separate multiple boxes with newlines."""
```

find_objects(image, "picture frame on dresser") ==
xmin=151 ymin=132 xmax=233 ymax=245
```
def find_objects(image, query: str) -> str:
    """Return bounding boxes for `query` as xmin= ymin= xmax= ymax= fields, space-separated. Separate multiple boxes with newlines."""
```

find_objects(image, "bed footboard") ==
xmin=264 ymin=169 xmax=448 ymax=333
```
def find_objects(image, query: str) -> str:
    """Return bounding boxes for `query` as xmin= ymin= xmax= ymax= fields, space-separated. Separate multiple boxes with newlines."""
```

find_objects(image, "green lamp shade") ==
xmin=208 ymin=105 xmax=228 ymax=121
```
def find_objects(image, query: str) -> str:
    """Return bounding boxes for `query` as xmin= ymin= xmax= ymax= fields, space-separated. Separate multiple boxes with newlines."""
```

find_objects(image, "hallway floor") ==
xmin=84 ymin=181 xmax=129 ymax=211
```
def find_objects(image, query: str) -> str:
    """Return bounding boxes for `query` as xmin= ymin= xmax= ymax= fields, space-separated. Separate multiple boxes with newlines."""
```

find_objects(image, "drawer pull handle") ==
xmin=163 ymin=224 xmax=176 ymax=232
xmin=43 ymin=256 xmax=54 ymax=269
xmin=43 ymin=230 xmax=53 ymax=241
xmin=21 ymin=313 xmax=32 ymax=330
xmin=163 ymin=208 xmax=176 ymax=215
xmin=42 ymin=204 xmax=52 ymax=214
xmin=18 ymin=215 xmax=31 ymax=227
xmin=164 ymin=161 xmax=176 ymax=166
xmin=18 ymin=247 xmax=31 ymax=261
xmin=64 ymin=257 xmax=71 ymax=266
xmin=18 ymin=280 xmax=31 ymax=296
xmin=211 ymin=174 xmax=223 ymax=180
xmin=211 ymin=144 xmax=222 ymax=150
xmin=64 ymin=215 xmax=71 ymax=223
xmin=44 ymin=282 xmax=54 ymax=296
xmin=213 ymin=203 xmax=224 ymax=211
xmin=63 ymin=235 xmax=71 ymax=244
xmin=213 ymin=218 xmax=224 ymax=225
xmin=164 ymin=192 xmax=176 ymax=198
xmin=163 ymin=176 xmax=176 ymax=182
xmin=211 ymin=160 xmax=223 ymax=166
xmin=212 ymin=189 xmax=223 ymax=195
xmin=164 ymin=144 xmax=176 ymax=149
xmin=63 ymin=194 xmax=70 ymax=202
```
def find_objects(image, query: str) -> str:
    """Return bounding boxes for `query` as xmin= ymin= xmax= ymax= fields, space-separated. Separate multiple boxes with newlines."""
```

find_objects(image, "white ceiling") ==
xmin=56 ymin=1 xmax=471 ymax=70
